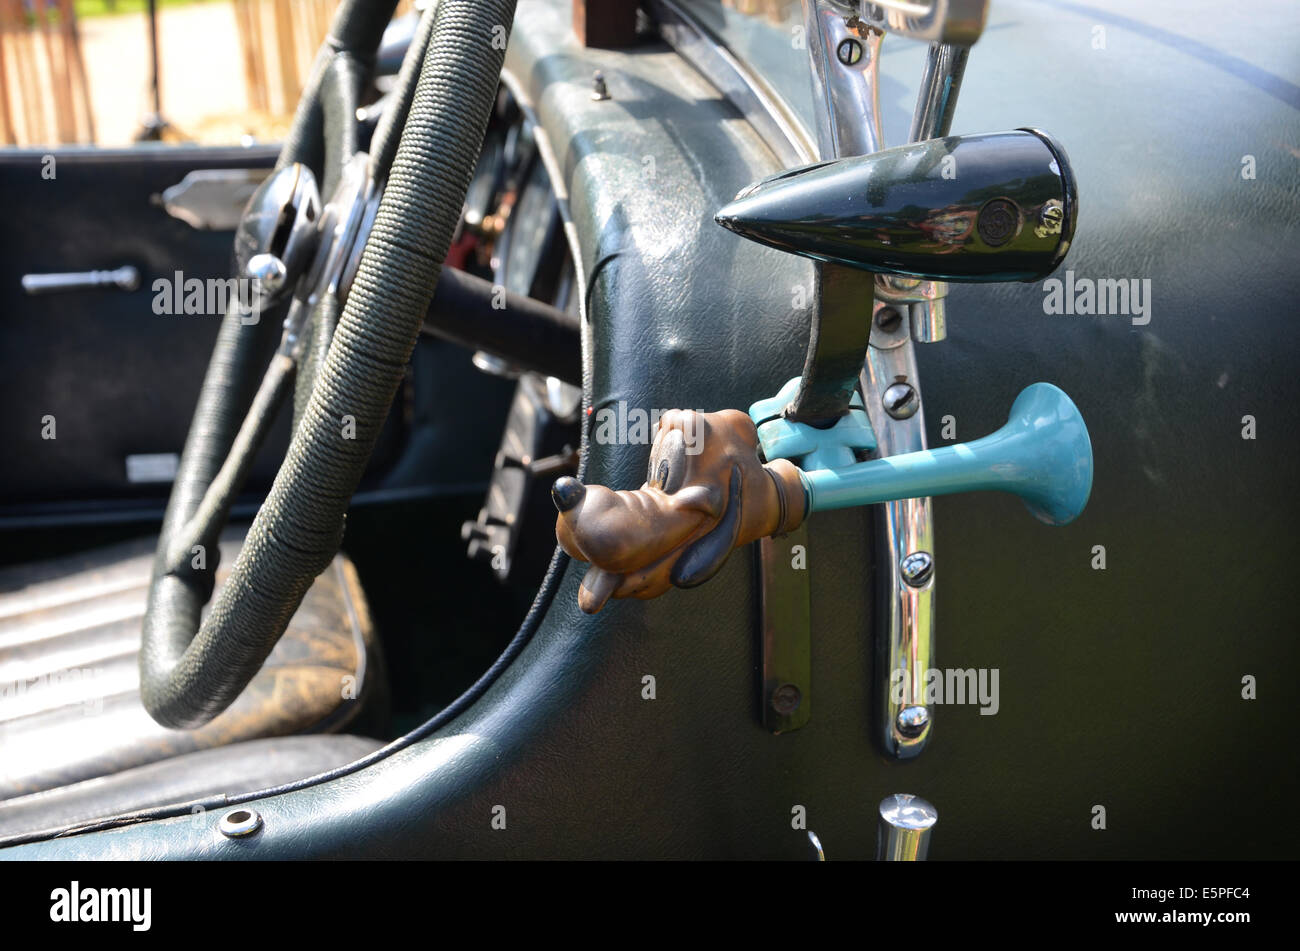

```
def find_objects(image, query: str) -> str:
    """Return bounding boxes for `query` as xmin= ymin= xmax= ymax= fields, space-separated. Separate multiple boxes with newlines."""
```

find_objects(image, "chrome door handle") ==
xmin=21 ymin=266 xmax=140 ymax=295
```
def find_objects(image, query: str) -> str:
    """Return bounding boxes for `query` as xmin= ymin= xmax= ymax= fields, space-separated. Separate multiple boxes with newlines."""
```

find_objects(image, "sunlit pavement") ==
xmin=79 ymin=4 xmax=257 ymax=146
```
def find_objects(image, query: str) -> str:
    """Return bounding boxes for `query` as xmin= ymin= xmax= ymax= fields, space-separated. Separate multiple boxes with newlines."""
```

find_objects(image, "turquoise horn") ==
xmin=801 ymin=383 xmax=1094 ymax=526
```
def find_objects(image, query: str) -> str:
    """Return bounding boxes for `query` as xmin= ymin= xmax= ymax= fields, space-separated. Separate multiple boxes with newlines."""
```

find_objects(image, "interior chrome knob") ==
xmin=246 ymin=253 xmax=287 ymax=295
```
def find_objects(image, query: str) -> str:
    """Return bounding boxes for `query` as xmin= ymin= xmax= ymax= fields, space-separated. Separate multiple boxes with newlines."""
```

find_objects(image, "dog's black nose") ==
xmin=551 ymin=476 xmax=586 ymax=513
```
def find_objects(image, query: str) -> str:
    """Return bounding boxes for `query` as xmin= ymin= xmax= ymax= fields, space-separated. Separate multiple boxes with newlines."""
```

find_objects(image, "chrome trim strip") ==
xmin=647 ymin=0 xmax=817 ymax=167
xmin=801 ymin=0 xmax=938 ymax=759
xmin=857 ymin=0 xmax=989 ymax=46
xmin=802 ymin=0 xmax=884 ymax=158
xmin=864 ymin=305 xmax=934 ymax=758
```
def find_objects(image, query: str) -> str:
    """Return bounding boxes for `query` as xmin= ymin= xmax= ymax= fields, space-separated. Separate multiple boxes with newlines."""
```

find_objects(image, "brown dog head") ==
xmin=553 ymin=408 xmax=806 ymax=613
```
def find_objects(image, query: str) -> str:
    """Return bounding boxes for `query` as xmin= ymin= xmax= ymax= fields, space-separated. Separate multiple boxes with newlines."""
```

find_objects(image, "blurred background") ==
xmin=0 ymin=0 xmax=415 ymax=147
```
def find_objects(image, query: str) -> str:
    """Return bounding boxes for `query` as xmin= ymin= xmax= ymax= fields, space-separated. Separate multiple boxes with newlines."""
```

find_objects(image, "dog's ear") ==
xmin=671 ymin=467 xmax=743 ymax=588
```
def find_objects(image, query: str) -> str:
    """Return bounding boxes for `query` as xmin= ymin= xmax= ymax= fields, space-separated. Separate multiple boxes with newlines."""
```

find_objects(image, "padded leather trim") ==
xmin=0 ymin=529 xmax=383 ymax=800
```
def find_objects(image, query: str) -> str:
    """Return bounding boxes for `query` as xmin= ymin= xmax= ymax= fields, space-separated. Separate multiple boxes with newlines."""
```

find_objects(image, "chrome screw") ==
xmin=875 ymin=305 xmax=903 ymax=333
xmin=882 ymin=381 xmax=919 ymax=419
xmin=899 ymin=550 xmax=933 ymax=586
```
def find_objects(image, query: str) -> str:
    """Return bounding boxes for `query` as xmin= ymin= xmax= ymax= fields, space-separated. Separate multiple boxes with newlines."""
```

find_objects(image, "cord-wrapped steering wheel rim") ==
xmin=141 ymin=0 xmax=519 ymax=729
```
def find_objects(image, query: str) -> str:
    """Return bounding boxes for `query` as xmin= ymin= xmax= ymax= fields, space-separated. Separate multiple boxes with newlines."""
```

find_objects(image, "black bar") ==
xmin=423 ymin=267 xmax=581 ymax=385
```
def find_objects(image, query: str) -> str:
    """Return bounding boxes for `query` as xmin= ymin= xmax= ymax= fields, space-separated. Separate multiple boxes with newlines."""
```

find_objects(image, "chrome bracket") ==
xmin=863 ymin=302 xmax=934 ymax=757
xmin=803 ymin=0 xmax=885 ymax=157
xmin=800 ymin=0 xmax=981 ymax=759
xmin=801 ymin=0 xmax=927 ymax=751
xmin=865 ymin=21 xmax=975 ymax=758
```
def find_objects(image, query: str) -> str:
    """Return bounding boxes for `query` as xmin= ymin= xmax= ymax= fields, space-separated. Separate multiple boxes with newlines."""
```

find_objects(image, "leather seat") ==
xmin=0 ymin=528 xmax=387 ymax=835
xmin=0 ymin=735 xmax=384 ymax=838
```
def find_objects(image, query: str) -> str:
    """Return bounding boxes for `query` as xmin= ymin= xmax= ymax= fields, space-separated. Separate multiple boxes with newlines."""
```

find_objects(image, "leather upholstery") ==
xmin=0 ymin=529 xmax=385 ymax=802
xmin=0 ymin=735 xmax=384 ymax=839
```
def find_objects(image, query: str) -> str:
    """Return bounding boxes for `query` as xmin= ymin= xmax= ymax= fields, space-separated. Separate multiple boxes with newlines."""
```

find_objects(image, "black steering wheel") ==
xmin=140 ymin=0 xmax=518 ymax=729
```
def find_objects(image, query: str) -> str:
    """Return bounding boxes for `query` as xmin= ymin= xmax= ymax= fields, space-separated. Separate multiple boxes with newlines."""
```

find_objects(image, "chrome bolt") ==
xmin=836 ymin=37 xmax=863 ymax=66
xmin=899 ymin=550 xmax=933 ymax=586
xmin=1035 ymin=199 xmax=1065 ymax=238
xmin=882 ymin=381 xmax=919 ymax=419
xmin=896 ymin=704 xmax=930 ymax=738
xmin=246 ymin=252 xmax=286 ymax=293
xmin=875 ymin=305 xmax=903 ymax=333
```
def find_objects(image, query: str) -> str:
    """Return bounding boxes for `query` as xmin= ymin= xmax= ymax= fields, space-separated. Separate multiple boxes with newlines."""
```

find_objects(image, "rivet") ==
xmin=246 ymin=252 xmax=286 ymax=292
xmin=218 ymin=808 xmax=263 ymax=838
xmin=770 ymin=683 xmax=802 ymax=716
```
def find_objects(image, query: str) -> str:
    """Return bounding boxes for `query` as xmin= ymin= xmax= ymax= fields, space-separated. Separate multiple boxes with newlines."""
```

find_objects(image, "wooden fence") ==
xmin=235 ymin=0 xmax=415 ymax=117
xmin=0 ymin=0 xmax=414 ymax=147
xmin=0 ymin=0 xmax=95 ymax=146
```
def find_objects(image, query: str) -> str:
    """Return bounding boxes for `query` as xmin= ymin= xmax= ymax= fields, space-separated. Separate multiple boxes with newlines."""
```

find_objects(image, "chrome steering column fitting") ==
xmin=278 ymin=152 xmax=375 ymax=361
xmin=232 ymin=162 xmax=321 ymax=315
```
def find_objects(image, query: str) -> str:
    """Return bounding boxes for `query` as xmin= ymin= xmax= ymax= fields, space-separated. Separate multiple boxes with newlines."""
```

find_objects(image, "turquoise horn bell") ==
xmin=800 ymin=383 xmax=1094 ymax=526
